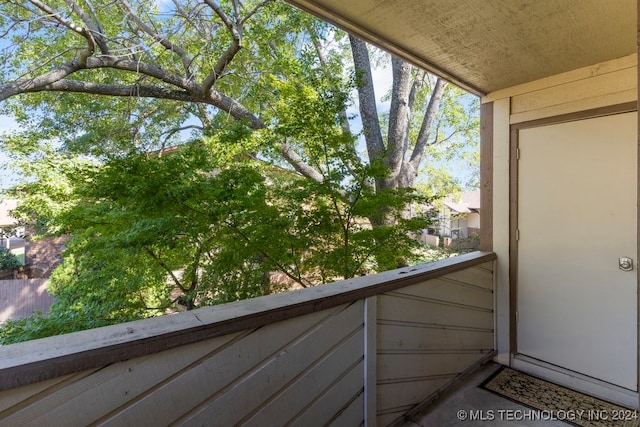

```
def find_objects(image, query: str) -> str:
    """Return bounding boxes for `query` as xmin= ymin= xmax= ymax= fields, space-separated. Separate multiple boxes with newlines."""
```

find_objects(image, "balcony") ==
xmin=0 ymin=251 xmax=495 ymax=426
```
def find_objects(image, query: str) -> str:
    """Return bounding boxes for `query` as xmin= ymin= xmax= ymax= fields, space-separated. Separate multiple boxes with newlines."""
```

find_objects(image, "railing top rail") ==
xmin=0 ymin=251 xmax=495 ymax=391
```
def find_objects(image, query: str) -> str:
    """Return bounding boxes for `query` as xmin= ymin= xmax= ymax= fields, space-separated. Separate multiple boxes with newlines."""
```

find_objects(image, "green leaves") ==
xmin=0 ymin=1 xmax=477 ymax=344
xmin=0 ymin=247 xmax=21 ymax=271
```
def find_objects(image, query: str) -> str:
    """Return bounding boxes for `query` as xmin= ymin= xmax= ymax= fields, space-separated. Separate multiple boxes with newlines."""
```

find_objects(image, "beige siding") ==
xmin=0 ymin=303 xmax=365 ymax=427
xmin=483 ymin=53 xmax=637 ymax=124
xmin=375 ymin=261 xmax=494 ymax=424
xmin=491 ymin=98 xmax=511 ymax=366
xmin=485 ymin=54 xmax=638 ymax=368
xmin=0 ymin=253 xmax=495 ymax=427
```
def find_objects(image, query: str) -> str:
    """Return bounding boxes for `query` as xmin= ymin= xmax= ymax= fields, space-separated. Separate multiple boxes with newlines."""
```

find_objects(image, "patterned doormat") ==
xmin=480 ymin=367 xmax=639 ymax=427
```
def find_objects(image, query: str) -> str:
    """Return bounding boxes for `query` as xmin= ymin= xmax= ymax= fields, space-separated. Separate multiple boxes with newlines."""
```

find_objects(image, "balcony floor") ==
xmin=405 ymin=362 xmax=570 ymax=426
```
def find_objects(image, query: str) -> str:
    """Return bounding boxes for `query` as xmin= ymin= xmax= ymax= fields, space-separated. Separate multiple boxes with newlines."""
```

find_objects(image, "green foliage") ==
xmin=0 ymin=247 xmax=20 ymax=271
xmin=0 ymin=1 xmax=476 ymax=343
xmin=0 ymin=136 xmax=430 ymax=343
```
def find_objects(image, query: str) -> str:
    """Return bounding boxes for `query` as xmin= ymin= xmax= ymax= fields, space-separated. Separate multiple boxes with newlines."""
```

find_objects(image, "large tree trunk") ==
xmin=349 ymin=37 xmax=448 ymax=197
xmin=383 ymin=56 xmax=412 ymax=189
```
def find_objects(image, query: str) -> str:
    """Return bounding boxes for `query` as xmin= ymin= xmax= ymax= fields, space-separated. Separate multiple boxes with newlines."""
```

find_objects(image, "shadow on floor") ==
xmin=404 ymin=362 xmax=570 ymax=426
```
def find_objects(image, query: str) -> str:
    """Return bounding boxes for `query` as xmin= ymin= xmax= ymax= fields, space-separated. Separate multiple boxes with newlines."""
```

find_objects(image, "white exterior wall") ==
xmin=484 ymin=53 xmax=638 ymax=367
xmin=467 ymin=212 xmax=480 ymax=229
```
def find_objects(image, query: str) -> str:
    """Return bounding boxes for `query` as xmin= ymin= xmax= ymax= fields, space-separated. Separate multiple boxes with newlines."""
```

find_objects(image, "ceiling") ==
xmin=286 ymin=0 xmax=636 ymax=95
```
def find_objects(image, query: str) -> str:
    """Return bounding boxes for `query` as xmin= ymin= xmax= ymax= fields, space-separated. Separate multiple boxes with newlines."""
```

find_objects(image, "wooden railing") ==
xmin=0 ymin=251 xmax=496 ymax=426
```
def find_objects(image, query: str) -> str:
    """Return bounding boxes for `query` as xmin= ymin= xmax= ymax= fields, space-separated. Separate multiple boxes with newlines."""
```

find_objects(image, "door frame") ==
xmin=508 ymin=101 xmax=639 ymax=402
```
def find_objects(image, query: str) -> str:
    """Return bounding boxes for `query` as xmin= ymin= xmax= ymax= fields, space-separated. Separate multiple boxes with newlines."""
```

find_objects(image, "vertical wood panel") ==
xmin=492 ymin=97 xmax=512 ymax=366
xmin=364 ymin=296 xmax=377 ymax=427
xmin=509 ymin=126 xmax=519 ymax=355
xmin=480 ymin=101 xmax=494 ymax=251
xmin=637 ymin=0 xmax=640 ymax=406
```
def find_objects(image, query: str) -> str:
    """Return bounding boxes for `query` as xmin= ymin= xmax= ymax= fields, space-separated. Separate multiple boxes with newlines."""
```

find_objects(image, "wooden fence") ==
xmin=0 ymin=279 xmax=53 ymax=323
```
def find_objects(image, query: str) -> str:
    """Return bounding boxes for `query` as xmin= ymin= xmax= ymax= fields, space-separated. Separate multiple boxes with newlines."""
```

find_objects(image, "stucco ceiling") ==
xmin=287 ymin=0 xmax=636 ymax=95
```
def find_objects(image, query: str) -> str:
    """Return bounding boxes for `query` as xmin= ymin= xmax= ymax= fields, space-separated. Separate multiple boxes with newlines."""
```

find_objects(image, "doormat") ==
xmin=480 ymin=367 xmax=639 ymax=427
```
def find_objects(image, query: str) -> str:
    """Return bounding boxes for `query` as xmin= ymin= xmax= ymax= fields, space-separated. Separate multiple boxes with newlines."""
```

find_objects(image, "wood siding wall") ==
xmin=376 ymin=261 xmax=494 ymax=425
xmin=484 ymin=53 xmax=638 ymax=365
xmin=0 ymin=253 xmax=495 ymax=426
xmin=485 ymin=53 xmax=637 ymax=124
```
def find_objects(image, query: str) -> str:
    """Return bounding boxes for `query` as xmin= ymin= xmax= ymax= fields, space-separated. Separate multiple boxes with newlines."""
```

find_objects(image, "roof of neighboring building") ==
xmin=443 ymin=191 xmax=480 ymax=214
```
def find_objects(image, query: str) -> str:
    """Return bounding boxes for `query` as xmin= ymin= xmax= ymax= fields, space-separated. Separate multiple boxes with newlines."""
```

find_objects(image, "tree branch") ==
xmin=0 ymin=62 xmax=81 ymax=101
xmin=223 ymin=218 xmax=311 ymax=288
xmin=201 ymin=0 xmax=242 ymax=92
xmin=208 ymin=88 xmax=266 ymax=129
xmin=162 ymin=125 xmax=204 ymax=142
xmin=349 ymin=35 xmax=384 ymax=162
xmin=240 ymin=0 xmax=275 ymax=25
xmin=121 ymin=0 xmax=194 ymax=78
xmin=278 ymin=141 xmax=325 ymax=183
xmin=407 ymin=70 xmax=426 ymax=112
xmin=84 ymin=56 xmax=195 ymax=91
xmin=310 ymin=25 xmax=352 ymax=136
xmin=25 ymin=79 xmax=196 ymax=102
xmin=27 ymin=0 xmax=95 ymax=65
xmin=409 ymin=78 xmax=447 ymax=170
xmin=143 ymin=246 xmax=186 ymax=292
xmin=62 ymin=0 xmax=109 ymax=54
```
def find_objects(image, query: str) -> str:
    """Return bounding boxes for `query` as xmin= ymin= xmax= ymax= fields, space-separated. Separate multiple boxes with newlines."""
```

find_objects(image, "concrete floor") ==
xmin=404 ymin=362 xmax=570 ymax=427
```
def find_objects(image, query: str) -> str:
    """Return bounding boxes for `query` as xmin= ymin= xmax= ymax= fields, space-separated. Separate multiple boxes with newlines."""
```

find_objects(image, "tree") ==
xmin=1 ymin=120 xmax=429 ymax=342
xmin=0 ymin=247 xmax=20 ymax=271
xmin=0 ymin=0 xmax=478 ymax=202
xmin=0 ymin=1 xmax=477 ymax=340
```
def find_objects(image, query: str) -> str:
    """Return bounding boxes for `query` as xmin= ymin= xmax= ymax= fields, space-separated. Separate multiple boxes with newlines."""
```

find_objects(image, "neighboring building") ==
xmin=0 ymin=199 xmax=18 ymax=226
xmin=0 ymin=199 xmax=25 ymax=266
xmin=439 ymin=190 xmax=480 ymax=239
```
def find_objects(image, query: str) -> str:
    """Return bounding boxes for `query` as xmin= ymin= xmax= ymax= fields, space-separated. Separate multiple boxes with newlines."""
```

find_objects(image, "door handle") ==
xmin=619 ymin=257 xmax=634 ymax=271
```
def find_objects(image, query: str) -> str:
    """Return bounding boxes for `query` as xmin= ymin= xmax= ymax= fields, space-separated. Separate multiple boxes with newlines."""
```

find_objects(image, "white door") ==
xmin=517 ymin=112 xmax=637 ymax=391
